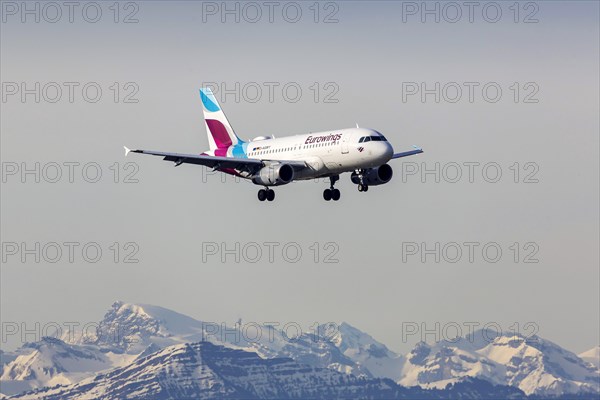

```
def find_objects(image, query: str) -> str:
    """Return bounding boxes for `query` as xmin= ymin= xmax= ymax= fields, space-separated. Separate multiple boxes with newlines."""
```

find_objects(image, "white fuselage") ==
xmin=211 ymin=127 xmax=394 ymax=180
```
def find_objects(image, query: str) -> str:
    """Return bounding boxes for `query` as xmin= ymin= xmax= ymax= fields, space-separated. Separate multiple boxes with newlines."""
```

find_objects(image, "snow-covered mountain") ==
xmin=8 ymin=341 xmax=526 ymax=400
xmin=2 ymin=302 xmax=598 ymax=398
xmin=579 ymin=346 xmax=600 ymax=369
xmin=238 ymin=326 xmax=365 ymax=376
xmin=63 ymin=301 xmax=364 ymax=376
xmin=7 ymin=341 xmax=400 ymax=400
xmin=398 ymin=330 xmax=600 ymax=396
xmin=0 ymin=337 xmax=135 ymax=396
xmin=320 ymin=322 xmax=405 ymax=380
xmin=2 ymin=337 xmax=108 ymax=384
xmin=0 ymin=301 xmax=362 ymax=395
xmin=64 ymin=301 xmax=208 ymax=353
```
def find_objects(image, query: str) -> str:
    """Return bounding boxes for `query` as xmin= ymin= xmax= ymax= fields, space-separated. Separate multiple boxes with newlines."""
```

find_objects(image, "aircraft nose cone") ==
xmin=377 ymin=142 xmax=393 ymax=163
xmin=384 ymin=143 xmax=393 ymax=160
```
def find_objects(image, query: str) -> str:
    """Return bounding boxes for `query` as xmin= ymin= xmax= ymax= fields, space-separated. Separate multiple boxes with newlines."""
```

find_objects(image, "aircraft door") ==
xmin=341 ymin=136 xmax=349 ymax=154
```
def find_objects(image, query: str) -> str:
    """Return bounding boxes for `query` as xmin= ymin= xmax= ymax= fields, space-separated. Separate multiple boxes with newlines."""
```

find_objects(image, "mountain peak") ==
xmin=318 ymin=322 xmax=404 ymax=380
xmin=579 ymin=346 xmax=600 ymax=369
xmin=1 ymin=336 xmax=112 ymax=387
xmin=322 ymin=322 xmax=395 ymax=356
xmin=400 ymin=328 xmax=600 ymax=396
xmin=86 ymin=302 xmax=207 ymax=353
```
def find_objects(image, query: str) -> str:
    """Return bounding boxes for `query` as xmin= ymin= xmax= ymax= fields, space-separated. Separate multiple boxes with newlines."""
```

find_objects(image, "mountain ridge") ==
xmin=1 ymin=302 xmax=598 ymax=398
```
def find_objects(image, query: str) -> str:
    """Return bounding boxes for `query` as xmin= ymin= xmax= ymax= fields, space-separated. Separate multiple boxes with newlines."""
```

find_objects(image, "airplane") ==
xmin=124 ymin=87 xmax=423 ymax=202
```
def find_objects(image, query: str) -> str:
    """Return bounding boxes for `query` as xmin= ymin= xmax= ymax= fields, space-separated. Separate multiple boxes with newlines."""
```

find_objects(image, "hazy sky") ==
xmin=1 ymin=1 xmax=598 ymax=354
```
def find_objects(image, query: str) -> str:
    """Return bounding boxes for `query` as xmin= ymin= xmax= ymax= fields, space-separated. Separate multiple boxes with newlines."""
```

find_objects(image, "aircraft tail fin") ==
xmin=200 ymin=87 xmax=243 ymax=152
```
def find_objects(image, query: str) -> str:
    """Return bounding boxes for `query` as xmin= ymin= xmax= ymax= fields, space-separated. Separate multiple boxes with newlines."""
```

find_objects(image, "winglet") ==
xmin=124 ymin=146 xmax=131 ymax=156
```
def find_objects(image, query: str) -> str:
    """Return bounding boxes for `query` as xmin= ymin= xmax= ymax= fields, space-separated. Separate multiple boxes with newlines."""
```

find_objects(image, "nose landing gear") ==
xmin=258 ymin=188 xmax=275 ymax=202
xmin=323 ymin=175 xmax=341 ymax=201
xmin=353 ymin=169 xmax=369 ymax=192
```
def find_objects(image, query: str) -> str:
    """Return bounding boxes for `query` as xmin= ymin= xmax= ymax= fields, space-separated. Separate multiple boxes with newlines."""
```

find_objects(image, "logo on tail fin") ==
xmin=200 ymin=89 xmax=220 ymax=112
xmin=200 ymin=87 xmax=243 ymax=151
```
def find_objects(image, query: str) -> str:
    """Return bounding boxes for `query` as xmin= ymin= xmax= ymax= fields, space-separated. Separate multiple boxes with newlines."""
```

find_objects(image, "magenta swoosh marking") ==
xmin=206 ymin=119 xmax=232 ymax=148
xmin=214 ymin=148 xmax=228 ymax=157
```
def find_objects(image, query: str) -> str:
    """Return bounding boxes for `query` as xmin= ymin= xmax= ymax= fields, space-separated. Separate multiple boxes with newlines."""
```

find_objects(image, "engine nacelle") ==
xmin=351 ymin=164 xmax=393 ymax=186
xmin=252 ymin=164 xmax=295 ymax=186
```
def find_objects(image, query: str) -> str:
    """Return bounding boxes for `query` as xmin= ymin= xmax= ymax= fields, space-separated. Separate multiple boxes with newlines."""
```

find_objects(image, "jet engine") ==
xmin=252 ymin=164 xmax=295 ymax=186
xmin=351 ymin=164 xmax=393 ymax=186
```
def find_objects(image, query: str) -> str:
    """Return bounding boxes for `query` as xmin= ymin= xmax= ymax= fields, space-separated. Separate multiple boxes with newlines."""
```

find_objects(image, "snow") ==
xmin=2 ymin=302 xmax=598 ymax=398
xmin=397 ymin=331 xmax=600 ymax=395
xmin=579 ymin=346 xmax=600 ymax=368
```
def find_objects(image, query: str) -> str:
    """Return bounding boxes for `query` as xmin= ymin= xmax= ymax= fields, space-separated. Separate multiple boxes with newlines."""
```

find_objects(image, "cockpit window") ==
xmin=359 ymin=135 xmax=388 ymax=143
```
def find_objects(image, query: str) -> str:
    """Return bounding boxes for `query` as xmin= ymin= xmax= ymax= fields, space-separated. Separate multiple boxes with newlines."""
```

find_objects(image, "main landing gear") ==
xmin=357 ymin=183 xmax=369 ymax=192
xmin=258 ymin=188 xmax=275 ymax=202
xmin=323 ymin=175 xmax=341 ymax=201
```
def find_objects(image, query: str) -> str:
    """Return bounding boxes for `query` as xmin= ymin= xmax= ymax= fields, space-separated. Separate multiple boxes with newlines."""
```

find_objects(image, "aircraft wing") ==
xmin=124 ymin=147 xmax=307 ymax=172
xmin=392 ymin=146 xmax=424 ymax=159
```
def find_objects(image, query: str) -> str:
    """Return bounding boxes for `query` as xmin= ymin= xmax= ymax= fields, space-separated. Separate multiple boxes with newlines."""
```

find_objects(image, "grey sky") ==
xmin=1 ymin=1 xmax=598 ymax=354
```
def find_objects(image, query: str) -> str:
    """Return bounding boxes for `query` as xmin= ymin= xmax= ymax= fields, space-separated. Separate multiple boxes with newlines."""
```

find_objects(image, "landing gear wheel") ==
xmin=358 ymin=184 xmax=363 ymax=192
xmin=331 ymin=189 xmax=340 ymax=201
xmin=266 ymin=189 xmax=275 ymax=201
xmin=363 ymin=185 xmax=369 ymax=192
xmin=325 ymin=175 xmax=339 ymax=201
xmin=258 ymin=189 xmax=267 ymax=201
